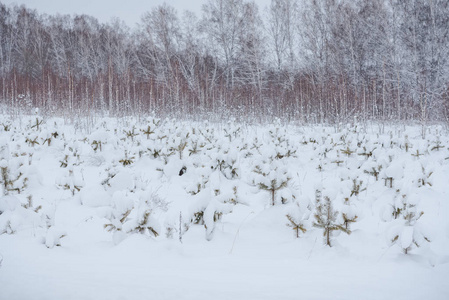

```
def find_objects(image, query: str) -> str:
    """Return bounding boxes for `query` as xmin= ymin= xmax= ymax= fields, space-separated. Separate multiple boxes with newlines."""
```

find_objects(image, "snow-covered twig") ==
xmin=229 ymin=211 xmax=253 ymax=255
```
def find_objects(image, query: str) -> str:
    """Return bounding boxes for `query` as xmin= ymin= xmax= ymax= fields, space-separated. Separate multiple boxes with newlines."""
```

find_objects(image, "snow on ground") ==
xmin=0 ymin=115 xmax=448 ymax=300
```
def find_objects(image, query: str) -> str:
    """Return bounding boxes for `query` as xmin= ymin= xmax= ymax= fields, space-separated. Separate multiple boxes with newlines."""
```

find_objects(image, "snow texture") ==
xmin=0 ymin=115 xmax=448 ymax=300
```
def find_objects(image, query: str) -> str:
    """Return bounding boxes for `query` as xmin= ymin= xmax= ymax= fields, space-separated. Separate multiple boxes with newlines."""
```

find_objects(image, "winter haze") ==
xmin=1 ymin=0 xmax=272 ymax=26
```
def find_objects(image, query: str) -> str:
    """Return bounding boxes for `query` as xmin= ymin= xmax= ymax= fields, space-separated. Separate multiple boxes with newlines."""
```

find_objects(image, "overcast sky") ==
xmin=2 ymin=0 xmax=272 ymax=27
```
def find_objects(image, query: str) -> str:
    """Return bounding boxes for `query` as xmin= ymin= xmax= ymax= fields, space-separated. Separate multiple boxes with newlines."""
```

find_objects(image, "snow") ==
xmin=401 ymin=226 xmax=414 ymax=249
xmin=0 ymin=115 xmax=448 ymax=299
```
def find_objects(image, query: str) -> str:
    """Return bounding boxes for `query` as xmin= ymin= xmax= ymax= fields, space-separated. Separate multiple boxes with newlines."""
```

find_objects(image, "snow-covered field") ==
xmin=0 ymin=115 xmax=448 ymax=300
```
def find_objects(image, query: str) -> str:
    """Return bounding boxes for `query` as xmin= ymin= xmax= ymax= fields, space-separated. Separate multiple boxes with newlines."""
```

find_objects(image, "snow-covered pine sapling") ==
xmin=185 ymin=168 xmax=209 ymax=196
xmin=187 ymin=181 xmax=211 ymax=225
xmin=198 ymin=127 xmax=216 ymax=146
xmin=30 ymin=116 xmax=43 ymax=131
xmin=40 ymin=130 xmax=52 ymax=146
xmin=0 ymin=140 xmax=10 ymax=195
xmin=382 ymin=161 xmax=403 ymax=189
xmin=203 ymin=201 xmax=230 ymax=241
xmin=1 ymin=219 xmax=15 ymax=235
xmin=141 ymin=118 xmax=160 ymax=139
xmin=104 ymin=209 xmax=131 ymax=232
xmin=386 ymin=131 xmax=398 ymax=149
xmin=286 ymin=214 xmax=307 ymax=238
xmin=0 ymin=160 xmax=28 ymax=195
xmin=101 ymin=164 xmax=118 ymax=188
xmin=64 ymin=141 xmax=82 ymax=165
xmin=384 ymin=177 xmax=394 ymax=189
xmin=357 ymin=146 xmax=374 ymax=159
xmin=253 ymin=161 xmax=291 ymax=206
xmin=341 ymin=198 xmax=358 ymax=230
xmin=105 ymin=192 xmax=166 ymax=243
xmin=350 ymin=179 xmax=365 ymax=197
xmin=273 ymin=137 xmax=297 ymax=160
xmin=313 ymin=190 xmax=350 ymax=247
xmin=119 ymin=150 xmax=135 ymax=166
xmin=308 ymin=137 xmax=318 ymax=144
xmin=231 ymin=186 xmax=239 ymax=204
xmin=1 ymin=121 xmax=11 ymax=132
xmin=203 ymin=188 xmax=234 ymax=241
xmin=319 ymin=146 xmax=331 ymax=159
xmin=389 ymin=196 xmax=429 ymax=254
xmin=188 ymin=183 xmax=203 ymax=196
xmin=89 ymin=127 xmax=111 ymax=153
xmin=0 ymin=160 xmax=10 ymax=195
xmin=147 ymin=143 xmax=164 ymax=159
xmin=187 ymin=170 xmax=236 ymax=241
xmin=341 ymin=146 xmax=355 ymax=157
xmin=286 ymin=202 xmax=308 ymax=238
xmin=21 ymin=195 xmax=42 ymax=213
xmin=57 ymin=166 xmax=84 ymax=196
xmin=188 ymin=141 xmax=203 ymax=156
xmin=211 ymin=151 xmax=239 ymax=179
xmin=364 ymin=165 xmax=382 ymax=181
xmin=193 ymin=211 xmax=204 ymax=225
xmin=223 ymin=126 xmax=241 ymax=142
xmin=128 ymin=210 xmax=159 ymax=237
xmin=124 ymin=126 xmax=138 ymax=142
xmin=391 ymin=190 xmax=405 ymax=219
xmin=169 ymin=132 xmax=189 ymax=160
xmin=331 ymin=152 xmax=344 ymax=167
xmin=60 ymin=145 xmax=82 ymax=168
xmin=250 ymin=137 xmax=263 ymax=155
xmin=430 ymin=137 xmax=444 ymax=152
xmin=0 ymin=163 xmax=13 ymax=196
xmin=25 ymin=135 xmax=40 ymax=147
xmin=402 ymin=135 xmax=411 ymax=152
xmin=91 ymin=140 xmax=102 ymax=152
xmin=142 ymin=125 xmax=156 ymax=140
xmin=59 ymin=154 xmax=69 ymax=168
xmin=411 ymin=149 xmax=425 ymax=159
xmin=44 ymin=227 xmax=67 ymax=248
xmin=417 ymin=166 xmax=433 ymax=187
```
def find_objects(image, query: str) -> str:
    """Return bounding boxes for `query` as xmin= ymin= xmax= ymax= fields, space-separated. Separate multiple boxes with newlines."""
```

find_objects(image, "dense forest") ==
xmin=0 ymin=0 xmax=448 ymax=123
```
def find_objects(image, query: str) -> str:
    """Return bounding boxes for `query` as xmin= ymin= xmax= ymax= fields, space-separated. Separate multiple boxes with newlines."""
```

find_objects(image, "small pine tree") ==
xmin=0 ymin=160 xmax=28 ymax=195
xmin=128 ymin=210 xmax=159 ymax=237
xmin=364 ymin=165 xmax=382 ymax=181
xmin=104 ymin=209 xmax=131 ymax=232
xmin=21 ymin=195 xmax=42 ymax=213
xmin=341 ymin=146 xmax=355 ymax=157
xmin=417 ymin=166 xmax=433 ymax=187
xmin=350 ymin=179 xmax=365 ymax=197
xmin=389 ymin=202 xmax=429 ymax=254
xmin=141 ymin=118 xmax=160 ymax=139
xmin=253 ymin=162 xmax=291 ymax=206
xmin=313 ymin=191 xmax=350 ymax=247
xmin=57 ymin=166 xmax=84 ymax=195
xmin=119 ymin=150 xmax=135 ymax=166
xmin=341 ymin=198 xmax=358 ymax=230
xmin=30 ymin=116 xmax=43 ymax=131
xmin=168 ymin=132 xmax=190 ymax=160
xmin=124 ymin=126 xmax=138 ymax=142
xmin=286 ymin=213 xmax=307 ymax=238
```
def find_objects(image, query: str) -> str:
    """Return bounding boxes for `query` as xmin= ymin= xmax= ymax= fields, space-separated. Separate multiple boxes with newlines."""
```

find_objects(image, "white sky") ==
xmin=2 ymin=0 xmax=272 ymax=28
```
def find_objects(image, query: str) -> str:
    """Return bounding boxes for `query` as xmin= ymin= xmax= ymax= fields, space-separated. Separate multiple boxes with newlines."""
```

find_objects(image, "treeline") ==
xmin=0 ymin=0 xmax=448 ymax=123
